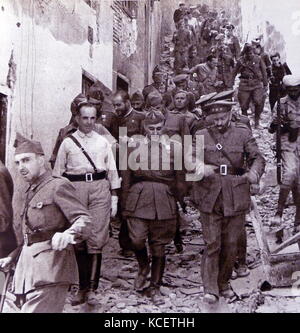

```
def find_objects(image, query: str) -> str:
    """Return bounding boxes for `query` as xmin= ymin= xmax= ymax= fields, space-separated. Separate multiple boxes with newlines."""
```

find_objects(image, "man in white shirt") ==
xmin=53 ymin=97 xmax=120 ymax=306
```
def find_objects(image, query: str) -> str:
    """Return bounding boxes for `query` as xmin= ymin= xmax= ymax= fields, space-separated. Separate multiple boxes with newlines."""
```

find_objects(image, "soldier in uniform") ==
xmin=173 ymin=20 xmax=192 ymax=74
xmin=190 ymin=55 xmax=224 ymax=95
xmin=130 ymin=90 xmax=146 ymax=114
xmin=164 ymin=90 xmax=191 ymax=140
xmin=223 ymin=24 xmax=241 ymax=62
xmin=145 ymin=92 xmax=165 ymax=114
xmin=0 ymin=134 xmax=92 ymax=313
xmin=53 ymin=98 xmax=120 ymax=306
xmin=142 ymin=70 xmax=166 ymax=101
xmin=269 ymin=75 xmax=300 ymax=232
xmin=231 ymin=44 xmax=268 ymax=129
xmin=112 ymin=90 xmax=146 ymax=140
xmin=88 ymin=84 xmax=119 ymax=140
xmin=121 ymin=110 xmax=187 ymax=305
xmin=189 ymin=100 xmax=265 ymax=304
xmin=269 ymin=52 xmax=292 ymax=111
xmin=163 ymin=74 xmax=197 ymax=112
xmin=0 ymin=161 xmax=17 ymax=259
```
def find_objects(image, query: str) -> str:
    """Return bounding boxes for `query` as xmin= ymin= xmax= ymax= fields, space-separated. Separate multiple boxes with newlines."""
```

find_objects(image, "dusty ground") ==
xmin=64 ymin=35 xmax=300 ymax=314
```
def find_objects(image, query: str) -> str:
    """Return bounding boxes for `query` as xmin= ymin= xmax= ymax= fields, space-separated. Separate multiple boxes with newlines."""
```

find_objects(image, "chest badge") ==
xmin=216 ymin=143 xmax=223 ymax=150
xmin=36 ymin=202 xmax=44 ymax=209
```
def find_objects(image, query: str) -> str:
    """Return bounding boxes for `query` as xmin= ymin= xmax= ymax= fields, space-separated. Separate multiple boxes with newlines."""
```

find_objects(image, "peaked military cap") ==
xmin=173 ymin=74 xmax=189 ymax=84
xmin=131 ymin=90 xmax=144 ymax=102
xmin=195 ymin=92 xmax=217 ymax=105
xmin=87 ymin=83 xmax=105 ymax=102
xmin=70 ymin=93 xmax=102 ymax=115
xmin=223 ymin=23 xmax=235 ymax=30
xmin=14 ymin=132 xmax=44 ymax=155
xmin=283 ymin=75 xmax=300 ymax=87
xmin=145 ymin=92 xmax=163 ymax=108
xmin=211 ymin=89 xmax=235 ymax=102
xmin=144 ymin=110 xmax=165 ymax=125
xmin=203 ymin=100 xmax=236 ymax=115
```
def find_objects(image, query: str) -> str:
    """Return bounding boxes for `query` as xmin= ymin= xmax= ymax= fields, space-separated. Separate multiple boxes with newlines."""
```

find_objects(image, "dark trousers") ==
xmin=200 ymin=195 xmax=245 ymax=297
xmin=238 ymin=87 xmax=264 ymax=121
xmin=127 ymin=217 xmax=176 ymax=257
xmin=269 ymin=86 xmax=279 ymax=111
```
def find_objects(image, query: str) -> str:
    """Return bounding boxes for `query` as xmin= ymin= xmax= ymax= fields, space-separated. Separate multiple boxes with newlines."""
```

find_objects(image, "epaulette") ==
xmin=233 ymin=121 xmax=250 ymax=130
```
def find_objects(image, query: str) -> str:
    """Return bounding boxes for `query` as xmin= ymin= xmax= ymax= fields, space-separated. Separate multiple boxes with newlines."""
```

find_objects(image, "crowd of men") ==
xmin=0 ymin=2 xmax=300 ymax=313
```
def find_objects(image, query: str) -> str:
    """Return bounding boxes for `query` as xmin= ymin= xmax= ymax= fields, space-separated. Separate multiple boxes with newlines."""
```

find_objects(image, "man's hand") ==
xmin=0 ymin=257 xmax=13 ymax=272
xmin=196 ymin=164 xmax=217 ymax=178
xmin=244 ymin=170 xmax=259 ymax=184
xmin=111 ymin=195 xmax=118 ymax=218
xmin=51 ymin=231 xmax=76 ymax=251
xmin=203 ymin=164 xmax=218 ymax=178
xmin=250 ymin=184 xmax=260 ymax=195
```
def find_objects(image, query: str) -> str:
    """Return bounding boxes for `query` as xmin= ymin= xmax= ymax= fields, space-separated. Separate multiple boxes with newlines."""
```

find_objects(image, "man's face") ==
xmin=153 ymin=73 xmax=164 ymax=85
xmin=112 ymin=95 xmax=129 ymax=116
xmin=174 ymin=92 xmax=188 ymax=110
xmin=76 ymin=106 xmax=97 ymax=134
xmin=224 ymin=28 xmax=232 ymax=37
xmin=271 ymin=56 xmax=281 ymax=67
xmin=207 ymin=58 xmax=218 ymax=69
xmin=212 ymin=111 xmax=231 ymax=132
xmin=245 ymin=49 xmax=254 ymax=60
xmin=15 ymin=153 xmax=43 ymax=183
xmin=253 ymin=45 xmax=261 ymax=55
xmin=131 ymin=100 xmax=144 ymax=111
xmin=286 ymin=86 xmax=300 ymax=101
xmin=144 ymin=121 xmax=165 ymax=141
xmin=176 ymin=79 xmax=188 ymax=90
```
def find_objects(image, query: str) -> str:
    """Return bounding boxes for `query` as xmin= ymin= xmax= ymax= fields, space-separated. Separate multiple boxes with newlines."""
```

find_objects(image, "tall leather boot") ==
xmin=134 ymin=248 xmax=150 ymax=291
xmin=271 ymin=185 xmax=291 ymax=227
xmin=71 ymin=251 xmax=92 ymax=306
xmin=148 ymin=256 xmax=166 ymax=306
xmin=174 ymin=216 xmax=184 ymax=253
xmin=86 ymin=254 xmax=102 ymax=305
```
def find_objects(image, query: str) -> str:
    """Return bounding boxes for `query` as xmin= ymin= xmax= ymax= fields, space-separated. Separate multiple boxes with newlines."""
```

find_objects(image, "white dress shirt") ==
xmin=53 ymin=130 xmax=120 ymax=190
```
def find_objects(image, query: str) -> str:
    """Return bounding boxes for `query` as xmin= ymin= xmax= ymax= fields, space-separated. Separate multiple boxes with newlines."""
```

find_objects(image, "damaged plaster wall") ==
xmin=241 ymin=0 xmax=300 ymax=73
xmin=113 ymin=0 xmax=162 ymax=93
xmin=0 ymin=0 xmax=113 ymax=167
xmin=0 ymin=0 xmax=114 ymax=221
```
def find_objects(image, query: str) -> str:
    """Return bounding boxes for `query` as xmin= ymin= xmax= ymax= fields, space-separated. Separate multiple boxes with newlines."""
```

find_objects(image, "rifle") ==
xmin=165 ymin=73 xmax=169 ymax=93
xmin=276 ymin=93 xmax=282 ymax=184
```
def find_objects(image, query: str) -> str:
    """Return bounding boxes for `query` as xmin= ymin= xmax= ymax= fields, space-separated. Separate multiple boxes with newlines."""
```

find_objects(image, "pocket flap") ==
xmin=31 ymin=240 xmax=53 ymax=257
xmin=30 ymin=199 xmax=54 ymax=209
xmin=232 ymin=176 xmax=248 ymax=187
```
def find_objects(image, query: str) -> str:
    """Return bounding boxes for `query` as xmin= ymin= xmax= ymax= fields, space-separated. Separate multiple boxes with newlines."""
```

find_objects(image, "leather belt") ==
xmin=24 ymin=229 xmax=64 ymax=246
xmin=214 ymin=165 xmax=245 ymax=176
xmin=62 ymin=171 xmax=107 ymax=182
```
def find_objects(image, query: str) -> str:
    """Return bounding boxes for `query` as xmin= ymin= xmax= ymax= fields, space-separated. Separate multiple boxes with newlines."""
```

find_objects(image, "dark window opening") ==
xmin=82 ymin=73 xmax=95 ymax=95
xmin=83 ymin=0 xmax=92 ymax=7
xmin=117 ymin=76 xmax=129 ymax=92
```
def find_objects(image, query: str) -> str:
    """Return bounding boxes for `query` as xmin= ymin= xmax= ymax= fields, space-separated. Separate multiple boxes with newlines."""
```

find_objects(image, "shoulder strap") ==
xmin=207 ymin=128 xmax=239 ymax=169
xmin=68 ymin=135 xmax=97 ymax=173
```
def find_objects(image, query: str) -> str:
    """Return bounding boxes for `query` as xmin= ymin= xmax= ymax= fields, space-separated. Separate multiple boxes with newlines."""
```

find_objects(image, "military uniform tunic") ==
xmin=121 ymin=137 xmax=186 ymax=257
xmin=3 ymin=172 xmax=91 ymax=313
xmin=190 ymin=121 xmax=265 ymax=297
